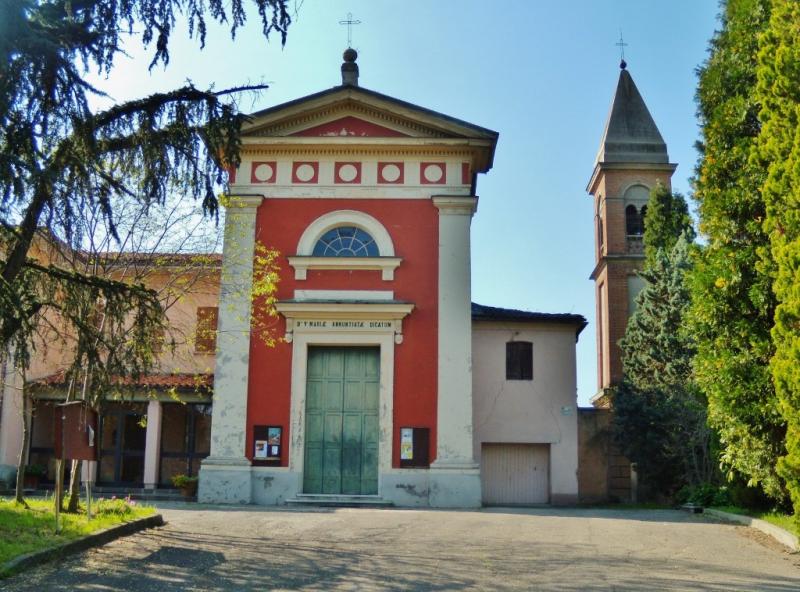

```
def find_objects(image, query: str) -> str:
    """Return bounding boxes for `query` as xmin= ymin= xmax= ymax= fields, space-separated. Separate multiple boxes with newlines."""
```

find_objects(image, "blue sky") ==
xmin=92 ymin=0 xmax=721 ymax=405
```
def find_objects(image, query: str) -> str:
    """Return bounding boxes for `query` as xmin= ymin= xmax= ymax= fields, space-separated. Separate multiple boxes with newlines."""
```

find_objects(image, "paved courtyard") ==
xmin=3 ymin=505 xmax=800 ymax=591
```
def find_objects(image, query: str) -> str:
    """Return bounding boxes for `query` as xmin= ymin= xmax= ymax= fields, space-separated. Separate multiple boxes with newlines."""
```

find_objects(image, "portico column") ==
xmin=199 ymin=194 xmax=264 ymax=504
xmin=143 ymin=400 xmax=162 ymax=489
xmin=429 ymin=195 xmax=481 ymax=508
xmin=0 ymin=358 xmax=24 ymax=467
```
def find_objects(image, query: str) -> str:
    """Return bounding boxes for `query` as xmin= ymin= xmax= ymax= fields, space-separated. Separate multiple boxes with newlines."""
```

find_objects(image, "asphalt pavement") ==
xmin=3 ymin=504 xmax=799 ymax=591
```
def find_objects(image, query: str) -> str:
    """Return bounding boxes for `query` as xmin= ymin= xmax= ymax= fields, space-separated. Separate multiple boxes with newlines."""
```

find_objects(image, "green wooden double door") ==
xmin=303 ymin=347 xmax=380 ymax=495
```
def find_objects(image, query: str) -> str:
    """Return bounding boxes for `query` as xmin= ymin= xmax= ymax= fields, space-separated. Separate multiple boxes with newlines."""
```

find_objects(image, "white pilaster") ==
xmin=429 ymin=195 xmax=481 ymax=507
xmin=143 ymin=400 xmax=162 ymax=489
xmin=0 ymin=359 xmax=24 ymax=467
xmin=199 ymin=194 xmax=264 ymax=504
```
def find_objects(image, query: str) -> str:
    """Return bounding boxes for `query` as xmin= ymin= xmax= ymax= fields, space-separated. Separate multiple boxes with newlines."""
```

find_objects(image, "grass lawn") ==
xmin=712 ymin=505 xmax=799 ymax=537
xmin=0 ymin=496 xmax=155 ymax=572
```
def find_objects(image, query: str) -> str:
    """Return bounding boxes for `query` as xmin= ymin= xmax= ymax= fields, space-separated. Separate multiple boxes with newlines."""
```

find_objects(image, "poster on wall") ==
xmin=267 ymin=426 xmax=282 ymax=460
xmin=400 ymin=428 xmax=413 ymax=460
xmin=254 ymin=440 xmax=269 ymax=459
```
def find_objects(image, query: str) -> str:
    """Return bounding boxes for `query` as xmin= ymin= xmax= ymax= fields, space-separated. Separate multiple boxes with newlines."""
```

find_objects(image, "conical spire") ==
xmin=595 ymin=68 xmax=668 ymax=165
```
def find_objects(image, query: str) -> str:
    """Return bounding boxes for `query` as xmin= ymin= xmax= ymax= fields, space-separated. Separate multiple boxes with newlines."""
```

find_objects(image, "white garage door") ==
xmin=481 ymin=443 xmax=550 ymax=505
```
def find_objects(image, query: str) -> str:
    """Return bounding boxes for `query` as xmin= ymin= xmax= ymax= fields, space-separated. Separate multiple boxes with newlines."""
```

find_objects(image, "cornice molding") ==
xmin=432 ymin=195 xmax=478 ymax=216
xmin=223 ymin=195 xmax=264 ymax=210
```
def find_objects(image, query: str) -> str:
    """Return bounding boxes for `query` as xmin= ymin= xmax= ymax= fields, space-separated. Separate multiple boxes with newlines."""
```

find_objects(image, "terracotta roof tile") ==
xmin=33 ymin=371 xmax=213 ymax=390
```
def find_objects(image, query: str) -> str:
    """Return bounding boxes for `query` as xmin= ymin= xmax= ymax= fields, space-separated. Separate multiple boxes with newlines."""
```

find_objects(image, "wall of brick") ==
xmin=578 ymin=407 xmax=633 ymax=503
xmin=589 ymin=166 xmax=674 ymax=393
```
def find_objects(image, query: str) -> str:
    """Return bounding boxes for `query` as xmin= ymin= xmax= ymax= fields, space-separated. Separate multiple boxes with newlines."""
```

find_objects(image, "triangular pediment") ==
xmin=242 ymin=85 xmax=498 ymax=142
xmin=290 ymin=116 xmax=410 ymax=138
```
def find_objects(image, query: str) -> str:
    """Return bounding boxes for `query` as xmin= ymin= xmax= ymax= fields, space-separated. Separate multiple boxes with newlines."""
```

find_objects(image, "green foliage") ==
xmin=251 ymin=242 xmax=282 ymax=347
xmin=22 ymin=464 xmax=45 ymax=478
xmin=170 ymin=474 xmax=199 ymax=489
xmin=0 ymin=0 xmax=292 ymax=362
xmin=94 ymin=496 xmax=141 ymax=517
xmin=643 ymin=184 xmax=695 ymax=267
xmin=0 ymin=496 xmax=154 ymax=569
xmin=675 ymin=483 xmax=732 ymax=507
xmin=622 ymin=235 xmax=694 ymax=392
xmin=755 ymin=0 xmax=800 ymax=517
xmin=614 ymin=234 xmax=714 ymax=495
xmin=689 ymin=0 xmax=787 ymax=502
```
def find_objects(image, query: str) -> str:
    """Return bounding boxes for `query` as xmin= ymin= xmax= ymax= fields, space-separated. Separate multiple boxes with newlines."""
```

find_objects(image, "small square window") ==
xmin=506 ymin=341 xmax=533 ymax=380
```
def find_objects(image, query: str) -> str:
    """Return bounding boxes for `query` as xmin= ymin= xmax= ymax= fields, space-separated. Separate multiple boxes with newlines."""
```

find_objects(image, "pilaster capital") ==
xmin=222 ymin=194 xmax=265 ymax=211
xmin=432 ymin=195 xmax=478 ymax=216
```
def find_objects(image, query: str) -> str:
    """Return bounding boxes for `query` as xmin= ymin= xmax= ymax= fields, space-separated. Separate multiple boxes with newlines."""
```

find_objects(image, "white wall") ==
xmin=472 ymin=321 xmax=579 ymax=504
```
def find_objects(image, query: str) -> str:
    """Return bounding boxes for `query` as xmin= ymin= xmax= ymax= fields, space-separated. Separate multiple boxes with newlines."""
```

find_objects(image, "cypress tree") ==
xmin=615 ymin=187 xmax=712 ymax=494
xmin=755 ymin=0 xmax=800 ymax=515
xmin=689 ymin=0 xmax=787 ymax=502
xmin=643 ymin=184 xmax=695 ymax=267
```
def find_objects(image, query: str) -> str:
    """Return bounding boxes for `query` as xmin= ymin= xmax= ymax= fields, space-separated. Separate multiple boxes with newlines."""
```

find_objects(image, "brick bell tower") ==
xmin=587 ymin=61 xmax=676 ymax=406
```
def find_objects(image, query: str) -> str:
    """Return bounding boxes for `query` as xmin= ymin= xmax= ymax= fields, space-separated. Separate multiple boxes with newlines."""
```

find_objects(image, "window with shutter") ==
xmin=506 ymin=341 xmax=533 ymax=380
xmin=195 ymin=307 xmax=219 ymax=354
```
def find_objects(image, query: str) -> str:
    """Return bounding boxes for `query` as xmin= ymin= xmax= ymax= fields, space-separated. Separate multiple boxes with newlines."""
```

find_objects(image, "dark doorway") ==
xmin=98 ymin=403 xmax=147 ymax=485
xmin=159 ymin=403 xmax=212 ymax=486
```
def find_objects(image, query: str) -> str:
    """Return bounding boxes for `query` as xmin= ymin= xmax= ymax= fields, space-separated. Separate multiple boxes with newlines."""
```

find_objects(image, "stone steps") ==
xmin=286 ymin=494 xmax=394 ymax=508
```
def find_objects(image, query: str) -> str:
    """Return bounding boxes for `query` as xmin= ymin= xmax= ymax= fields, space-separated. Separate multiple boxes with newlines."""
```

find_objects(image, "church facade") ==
xmin=198 ymin=51 xmax=586 ymax=507
xmin=0 ymin=50 xmax=630 ymax=508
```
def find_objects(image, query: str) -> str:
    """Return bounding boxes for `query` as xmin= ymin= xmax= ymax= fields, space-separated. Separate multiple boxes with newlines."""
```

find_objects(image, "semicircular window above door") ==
xmin=312 ymin=226 xmax=379 ymax=257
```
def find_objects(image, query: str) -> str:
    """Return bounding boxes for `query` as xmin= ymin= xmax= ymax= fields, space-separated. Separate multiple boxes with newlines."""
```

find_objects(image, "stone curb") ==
xmin=0 ymin=513 xmax=164 ymax=578
xmin=705 ymin=508 xmax=799 ymax=551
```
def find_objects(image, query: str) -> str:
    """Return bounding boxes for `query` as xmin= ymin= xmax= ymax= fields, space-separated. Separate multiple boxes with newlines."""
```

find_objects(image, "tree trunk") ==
xmin=14 ymin=390 xmax=30 ymax=506
xmin=66 ymin=459 xmax=82 ymax=512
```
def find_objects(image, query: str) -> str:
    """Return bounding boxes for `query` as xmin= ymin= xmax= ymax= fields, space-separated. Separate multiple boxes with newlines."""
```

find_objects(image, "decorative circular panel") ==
xmin=253 ymin=163 xmax=274 ymax=182
xmin=337 ymin=163 xmax=358 ymax=182
xmin=381 ymin=164 xmax=401 ymax=183
xmin=423 ymin=163 xmax=444 ymax=183
xmin=295 ymin=163 xmax=316 ymax=182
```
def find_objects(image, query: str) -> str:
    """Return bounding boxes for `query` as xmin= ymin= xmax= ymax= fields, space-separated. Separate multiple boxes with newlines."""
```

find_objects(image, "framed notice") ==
xmin=400 ymin=428 xmax=414 ymax=460
xmin=399 ymin=427 xmax=430 ymax=468
xmin=254 ymin=440 xmax=269 ymax=459
xmin=252 ymin=425 xmax=282 ymax=465
xmin=267 ymin=427 xmax=282 ymax=460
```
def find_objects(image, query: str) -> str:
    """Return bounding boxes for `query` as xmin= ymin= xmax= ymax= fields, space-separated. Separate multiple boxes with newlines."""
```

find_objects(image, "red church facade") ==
xmin=196 ymin=51 xmax=585 ymax=508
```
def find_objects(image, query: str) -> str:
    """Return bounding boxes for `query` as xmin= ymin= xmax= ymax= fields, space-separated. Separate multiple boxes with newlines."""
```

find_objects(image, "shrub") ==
xmin=23 ymin=464 xmax=46 ymax=478
xmin=171 ymin=474 xmax=198 ymax=495
xmin=675 ymin=483 xmax=731 ymax=507
xmin=95 ymin=495 xmax=137 ymax=517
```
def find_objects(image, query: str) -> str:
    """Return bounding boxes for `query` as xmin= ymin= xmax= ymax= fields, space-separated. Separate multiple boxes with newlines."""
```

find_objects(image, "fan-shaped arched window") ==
xmin=640 ymin=205 xmax=648 ymax=233
xmin=626 ymin=205 xmax=643 ymax=236
xmin=312 ymin=226 xmax=379 ymax=257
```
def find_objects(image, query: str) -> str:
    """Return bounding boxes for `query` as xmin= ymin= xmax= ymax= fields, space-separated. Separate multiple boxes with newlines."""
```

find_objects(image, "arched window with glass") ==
xmin=312 ymin=226 xmax=380 ymax=257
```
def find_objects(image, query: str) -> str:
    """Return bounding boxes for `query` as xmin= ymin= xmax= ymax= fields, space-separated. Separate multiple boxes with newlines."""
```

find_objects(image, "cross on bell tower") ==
xmin=615 ymin=32 xmax=628 ymax=69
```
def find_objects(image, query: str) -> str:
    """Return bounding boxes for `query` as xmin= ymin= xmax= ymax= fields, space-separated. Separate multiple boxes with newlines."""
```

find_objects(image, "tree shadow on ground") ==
xmin=3 ymin=520 xmax=799 ymax=591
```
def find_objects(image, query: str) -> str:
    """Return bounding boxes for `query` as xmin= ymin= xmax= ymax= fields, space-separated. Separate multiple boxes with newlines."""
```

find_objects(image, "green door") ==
xmin=304 ymin=347 xmax=379 ymax=495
